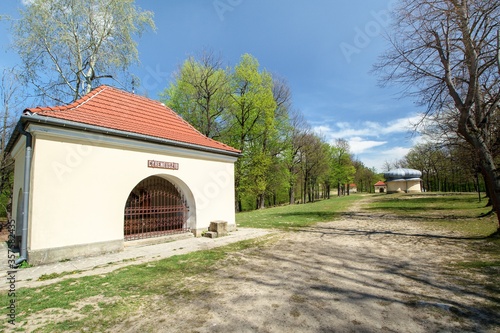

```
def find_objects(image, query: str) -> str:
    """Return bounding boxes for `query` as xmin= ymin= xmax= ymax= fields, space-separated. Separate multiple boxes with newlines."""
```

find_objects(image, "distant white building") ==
xmin=374 ymin=181 xmax=387 ymax=193
xmin=383 ymin=168 xmax=422 ymax=194
xmin=7 ymin=85 xmax=240 ymax=265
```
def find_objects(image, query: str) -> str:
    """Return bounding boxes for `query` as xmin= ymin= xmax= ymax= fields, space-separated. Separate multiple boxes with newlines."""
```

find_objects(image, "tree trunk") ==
xmin=465 ymin=135 xmax=500 ymax=230
xmin=289 ymin=185 xmax=295 ymax=205
xmin=257 ymin=193 xmax=265 ymax=209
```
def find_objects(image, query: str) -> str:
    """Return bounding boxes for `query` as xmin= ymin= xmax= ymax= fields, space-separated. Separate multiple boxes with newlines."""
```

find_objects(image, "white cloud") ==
xmin=312 ymin=114 xmax=424 ymax=141
xmin=311 ymin=114 xmax=423 ymax=171
xmin=312 ymin=125 xmax=331 ymax=134
xmin=348 ymin=137 xmax=386 ymax=154
xmin=381 ymin=114 xmax=423 ymax=135
xmin=382 ymin=146 xmax=411 ymax=157
xmin=312 ymin=124 xmax=371 ymax=141
xmin=357 ymin=146 xmax=411 ymax=173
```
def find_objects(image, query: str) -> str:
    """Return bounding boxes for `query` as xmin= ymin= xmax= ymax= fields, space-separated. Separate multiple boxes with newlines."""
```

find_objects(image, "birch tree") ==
xmin=12 ymin=0 xmax=155 ymax=103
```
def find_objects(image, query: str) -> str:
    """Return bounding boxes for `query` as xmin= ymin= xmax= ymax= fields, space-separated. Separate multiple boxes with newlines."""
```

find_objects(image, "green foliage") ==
xmin=404 ymin=143 xmax=484 ymax=192
xmin=0 ymin=189 xmax=10 ymax=217
xmin=353 ymin=160 xmax=378 ymax=193
xmin=161 ymin=53 xmax=230 ymax=138
xmin=18 ymin=260 xmax=32 ymax=268
xmin=163 ymin=52 xmax=376 ymax=211
xmin=228 ymin=55 xmax=279 ymax=209
xmin=328 ymin=139 xmax=356 ymax=195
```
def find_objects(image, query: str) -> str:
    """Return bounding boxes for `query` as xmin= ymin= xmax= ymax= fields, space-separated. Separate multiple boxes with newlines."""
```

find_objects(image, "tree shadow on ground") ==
xmin=199 ymin=225 xmax=500 ymax=332
xmin=109 ymin=214 xmax=500 ymax=332
xmin=300 ymin=223 xmax=496 ymax=241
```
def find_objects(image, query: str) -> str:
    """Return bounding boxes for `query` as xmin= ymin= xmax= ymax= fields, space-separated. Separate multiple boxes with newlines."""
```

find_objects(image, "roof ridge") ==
xmin=105 ymin=84 xmax=166 ymax=107
xmin=24 ymin=85 xmax=241 ymax=154
xmin=68 ymin=85 xmax=108 ymax=111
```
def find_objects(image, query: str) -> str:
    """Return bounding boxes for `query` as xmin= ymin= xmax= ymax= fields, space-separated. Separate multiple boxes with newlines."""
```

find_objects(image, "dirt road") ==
xmin=117 ymin=198 xmax=499 ymax=333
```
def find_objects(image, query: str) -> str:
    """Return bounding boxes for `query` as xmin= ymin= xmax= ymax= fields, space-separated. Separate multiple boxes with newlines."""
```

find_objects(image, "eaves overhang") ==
xmin=6 ymin=112 xmax=242 ymax=159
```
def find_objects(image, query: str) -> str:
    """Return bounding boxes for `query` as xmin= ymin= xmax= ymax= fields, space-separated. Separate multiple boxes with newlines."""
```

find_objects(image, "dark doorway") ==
xmin=124 ymin=176 xmax=189 ymax=241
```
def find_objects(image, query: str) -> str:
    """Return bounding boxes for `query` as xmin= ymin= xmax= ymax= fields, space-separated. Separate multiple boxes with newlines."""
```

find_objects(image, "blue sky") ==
xmin=0 ymin=0 xmax=423 ymax=172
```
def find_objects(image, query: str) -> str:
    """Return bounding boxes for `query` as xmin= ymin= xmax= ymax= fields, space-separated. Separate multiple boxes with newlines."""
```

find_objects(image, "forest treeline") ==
xmin=159 ymin=52 xmax=488 ymax=211
xmin=160 ymin=52 xmax=378 ymax=211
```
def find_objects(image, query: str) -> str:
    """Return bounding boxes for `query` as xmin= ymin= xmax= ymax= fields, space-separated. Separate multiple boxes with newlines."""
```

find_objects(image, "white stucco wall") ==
xmin=386 ymin=180 xmax=421 ymax=194
xmin=406 ymin=180 xmax=422 ymax=193
xmin=12 ymin=124 xmax=237 ymax=255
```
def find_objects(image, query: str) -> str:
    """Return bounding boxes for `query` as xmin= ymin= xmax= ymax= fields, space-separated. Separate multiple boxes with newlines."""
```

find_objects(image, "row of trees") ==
xmin=161 ymin=52 xmax=377 ymax=211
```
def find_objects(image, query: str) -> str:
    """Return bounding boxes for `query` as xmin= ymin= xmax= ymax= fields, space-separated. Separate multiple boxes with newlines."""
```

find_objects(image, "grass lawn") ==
xmin=236 ymin=194 xmax=365 ymax=230
xmin=366 ymin=192 xmax=499 ymax=238
xmin=1 ymin=236 xmax=275 ymax=332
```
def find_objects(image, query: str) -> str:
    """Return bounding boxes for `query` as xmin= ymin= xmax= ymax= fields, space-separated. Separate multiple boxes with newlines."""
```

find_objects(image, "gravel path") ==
xmin=118 ymin=197 xmax=499 ymax=333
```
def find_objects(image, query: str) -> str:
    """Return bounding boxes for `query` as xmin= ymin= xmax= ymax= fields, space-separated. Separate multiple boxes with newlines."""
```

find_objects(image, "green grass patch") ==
xmin=368 ymin=192 xmax=487 ymax=216
xmin=236 ymin=195 xmax=364 ymax=230
xmin=367 ymin=193 xmax=498 ymax=237
xmin=38 ymin=270 xmax=82 ymax=281
xmin=0 ymin=236 xmax=275 ymax=332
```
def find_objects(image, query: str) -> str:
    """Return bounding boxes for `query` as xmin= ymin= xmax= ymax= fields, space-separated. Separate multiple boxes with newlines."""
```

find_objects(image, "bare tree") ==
xmin=298 ymin=133 xmax=329 ymax=203
xmin=0 ymin=68 xmax=23 ymax=216
xmin=375 ymin=0 xmax=500 ymax=231
xmin=284 ymin=109 xmax=310 ymax=204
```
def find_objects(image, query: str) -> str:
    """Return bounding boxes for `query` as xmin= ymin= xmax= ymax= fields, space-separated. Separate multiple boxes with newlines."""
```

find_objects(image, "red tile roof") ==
xmin=25 ymin=85 xmax=240 ymax=155
xmin=374 ymin=181 xmax=386 ymax=186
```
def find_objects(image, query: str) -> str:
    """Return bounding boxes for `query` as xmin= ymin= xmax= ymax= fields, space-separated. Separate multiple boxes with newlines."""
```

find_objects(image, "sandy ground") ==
xmin=13 ymin=197 xmax=500 ymax=332
xmin=115 ymin=198 xmax=499 ymax=333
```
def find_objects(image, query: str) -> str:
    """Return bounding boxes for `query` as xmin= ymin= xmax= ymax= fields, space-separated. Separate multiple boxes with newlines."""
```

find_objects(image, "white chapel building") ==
xmin=7 ymin=85 xmax=240 ymax=265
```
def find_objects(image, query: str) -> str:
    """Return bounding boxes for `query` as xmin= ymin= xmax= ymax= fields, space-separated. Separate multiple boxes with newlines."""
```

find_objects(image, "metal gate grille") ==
xmin=124 ymin=176 xmax=189 ymax=241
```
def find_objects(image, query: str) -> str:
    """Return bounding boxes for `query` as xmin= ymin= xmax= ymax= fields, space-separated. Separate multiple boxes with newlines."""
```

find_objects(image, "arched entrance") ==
xmin=124 ymin=176 xmax=189 ymax=241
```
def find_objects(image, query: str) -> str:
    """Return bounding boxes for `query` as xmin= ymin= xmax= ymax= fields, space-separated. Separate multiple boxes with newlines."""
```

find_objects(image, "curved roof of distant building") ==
xmin=383 ymin=168 xmax=422 ymax=181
